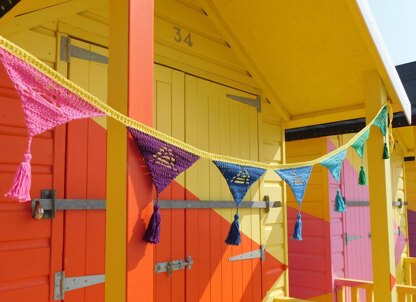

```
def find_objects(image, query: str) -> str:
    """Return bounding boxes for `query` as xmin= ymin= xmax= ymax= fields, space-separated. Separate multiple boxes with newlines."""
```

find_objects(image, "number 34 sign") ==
xmin=173 ymin=26 xmax=193 ymax=47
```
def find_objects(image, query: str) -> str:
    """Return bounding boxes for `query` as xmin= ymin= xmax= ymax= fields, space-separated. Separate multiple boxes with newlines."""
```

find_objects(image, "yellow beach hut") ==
xmin=0 ymin=1 xmax=412 ymax=302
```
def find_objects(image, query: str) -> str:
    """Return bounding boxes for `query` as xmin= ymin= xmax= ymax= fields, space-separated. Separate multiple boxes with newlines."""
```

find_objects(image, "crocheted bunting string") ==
xmin=373 ymin=106 xmax=387 ymax=136
xmin=275 ymin=166 xmax=313 ymax=205
xmin=320 ymin=149 xmax=347 ymax=183
xmin=213 ymin=161 xmax=266 ymax=205
xmin=0 ymin=48 xmax=105 ymax=137
xmin=128 ymin=127 xmax=200 ymax=194
xmin=352 ymin=129 xmax=370 ymax=158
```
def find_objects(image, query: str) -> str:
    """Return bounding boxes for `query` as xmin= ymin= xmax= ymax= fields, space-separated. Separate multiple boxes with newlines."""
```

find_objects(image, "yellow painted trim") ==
xmin=284 ymin=104 xmax=365 ymax=129
xmin=346 ymin=0 xmax=412 ymax=123
xmin=105 ymin=0 xmax=128 ymax=300
xmin=198 ymin=0 xmax=291 ymax=121
xmin=0 ymin=0 xmax=104 ymax=36
xmin=365 ymin=71 xmax=396 ymax=301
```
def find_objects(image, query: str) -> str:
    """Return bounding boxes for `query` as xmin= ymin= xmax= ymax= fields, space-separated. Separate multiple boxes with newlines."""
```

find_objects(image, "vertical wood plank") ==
xmin=365 ymin=71 xmax=396 ymax=301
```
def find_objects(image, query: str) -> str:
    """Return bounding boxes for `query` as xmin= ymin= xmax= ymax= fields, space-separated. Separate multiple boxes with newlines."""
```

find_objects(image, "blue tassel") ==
xmin=335 ymin=189 xmax=346 ymax=212
xmin=225 ymin=213 xmax=241 ymax=246
xmin=143 ymin=203 xmax=161 ymax=244
xmin=292 ymin=212 xmax=302 ymax=240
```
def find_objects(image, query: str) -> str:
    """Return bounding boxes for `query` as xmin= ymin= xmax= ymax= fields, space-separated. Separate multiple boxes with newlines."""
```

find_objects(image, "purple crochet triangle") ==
xmin=128 ymin=127 xmax=200 ymax=194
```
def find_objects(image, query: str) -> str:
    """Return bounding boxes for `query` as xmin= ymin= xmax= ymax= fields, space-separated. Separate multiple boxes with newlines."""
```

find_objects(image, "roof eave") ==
xmin=346 ymin=0 xmax=412 ymax=123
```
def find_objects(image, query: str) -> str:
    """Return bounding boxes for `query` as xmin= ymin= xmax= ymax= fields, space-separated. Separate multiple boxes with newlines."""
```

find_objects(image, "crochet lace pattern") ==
xmin=0 ymin=48 xmax=105 ymax=137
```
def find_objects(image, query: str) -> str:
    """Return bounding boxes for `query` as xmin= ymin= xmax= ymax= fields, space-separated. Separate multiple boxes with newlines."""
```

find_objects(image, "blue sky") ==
xmin=368 ymin=0 xmax=416 ymax=65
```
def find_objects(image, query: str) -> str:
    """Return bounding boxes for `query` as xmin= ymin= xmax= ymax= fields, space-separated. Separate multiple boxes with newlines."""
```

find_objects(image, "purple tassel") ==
xmin=143 ymin=202 xmax=161 ymax=244
xmin=5 ymin=152 xmax=32 ymax=202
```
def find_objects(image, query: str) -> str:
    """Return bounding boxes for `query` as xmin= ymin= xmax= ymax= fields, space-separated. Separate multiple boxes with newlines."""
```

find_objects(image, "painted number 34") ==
xmin=173 ymin=26 xmax=193 ymax=47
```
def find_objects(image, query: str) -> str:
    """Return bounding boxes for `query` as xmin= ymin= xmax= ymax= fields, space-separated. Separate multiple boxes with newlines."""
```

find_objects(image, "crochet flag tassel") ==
xmin=5 ymin=152 xmax=32 ymax=202
xmin=359 ymin=165 xmax=367 ymax=185
xmin=143 ymin=202 xmax=161 ymax=244
xmin=292 ymin=213 xmax=302 ymax=240
xmin=335 ymin=189 xmax=346 ymax=212
xmin=225 ymin=213 xmax=241 ymax=246
xmin=383 ymin=142 xmax=389 ymax=159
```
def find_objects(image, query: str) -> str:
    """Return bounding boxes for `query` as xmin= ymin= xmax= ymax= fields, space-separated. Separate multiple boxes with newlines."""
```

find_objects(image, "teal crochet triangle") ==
xmin=352 ymin=129 xmax=370 ymax=158
xmin=373 ymin=106 xmax=387 ymax=136
xmin=275 ymin=166 xmax=313 ymax=205
xmin=213 ymin=161 xmax=266 ymax=205
xmin=320 ymin=149 xmax=347 ymax=183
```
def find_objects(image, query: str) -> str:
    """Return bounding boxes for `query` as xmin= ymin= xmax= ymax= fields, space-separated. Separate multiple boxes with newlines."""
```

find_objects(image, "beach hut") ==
xmin=0 ymin=1 xmax=413 ymax=301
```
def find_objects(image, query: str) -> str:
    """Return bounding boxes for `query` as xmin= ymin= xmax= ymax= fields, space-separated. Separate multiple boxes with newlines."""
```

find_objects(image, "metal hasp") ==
xmin=54 ymin=271 xmax=105 ymax=300
xmin=344 ymin=233 xmax=362 ymax=245
xmin=31 ymin=189 xmax=106 ymax=219
xmin=155 ymin=256 xmax=193 ymax=276
xmin=392 ymin=199 xmax=408 ymax=208
xmin=229 ymin=245 xmax=265 ymax=262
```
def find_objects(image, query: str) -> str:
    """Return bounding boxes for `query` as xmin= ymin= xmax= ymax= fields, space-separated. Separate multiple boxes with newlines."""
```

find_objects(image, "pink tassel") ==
xmin=5 ymin=152 xmax=32 ymax=202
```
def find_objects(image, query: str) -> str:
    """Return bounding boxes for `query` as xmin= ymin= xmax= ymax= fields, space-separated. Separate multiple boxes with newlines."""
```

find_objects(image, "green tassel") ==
xmin=358 ymin=165 xmax=367 ymax=185
xmin=335 ymin=189 xmax=346 ymax=212
xmin=383 ymin=142 xmax=389 ymax=159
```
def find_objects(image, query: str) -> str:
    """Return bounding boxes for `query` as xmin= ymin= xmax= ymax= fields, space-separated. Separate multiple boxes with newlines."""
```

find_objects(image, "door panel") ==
xmin=0 ymin=61 xmax=65 ymax=302
xmin=185 ymin=75 xmax=262 ymax=302
xmin=63 ymin=38 xmax=107 ymax=302
xmin=154 ymin=65 xmax=264 ymax=301
xmin=154 ymin=64 xmax=186 ymax=302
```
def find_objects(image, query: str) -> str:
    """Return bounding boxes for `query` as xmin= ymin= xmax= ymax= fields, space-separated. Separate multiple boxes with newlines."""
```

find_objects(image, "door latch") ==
xmin=155 ymin=256 xmax=193 ymax=276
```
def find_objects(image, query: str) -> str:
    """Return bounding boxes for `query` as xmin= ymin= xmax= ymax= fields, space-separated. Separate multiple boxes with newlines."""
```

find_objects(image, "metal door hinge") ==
xmin=226 ymin=94 xmax=261 ymax=112
xmin=60 ymin=36 xmax=108 ymax=64
xmin=229 ymin=245 xmax=265 ymax=262
xmin=344 ymin=233 xmax=362 ymax=245
xmin=54 ymin=271 xmax=105 ymax=300
xmin=155 ymin=256 xmax=193 ymax=276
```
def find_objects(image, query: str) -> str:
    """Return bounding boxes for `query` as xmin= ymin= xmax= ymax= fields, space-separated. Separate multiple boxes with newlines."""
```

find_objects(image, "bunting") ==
xmin=213 ymin=161 xmax=265 ymax=245
xmin=213 ymin=161 xmax=265 ymax=205
xmin=0 ymin=35 xmax=396 ymax=244
xmin=320 ymin=149 xmax=347 ymax=183
xmin=352 ymin=129 xmax=370 ymax=186
xmin=128 ymin=127 xmax=200 ymax=243
xmin=0 ymin=47 xmax=105 ymax=202
xmin=320 ymin=150 xmax=348 ymax=213
xmin=276 ymin=166 xmax=313 ymax=240
xmin=276 ymin=166 xmax=313 ymax=206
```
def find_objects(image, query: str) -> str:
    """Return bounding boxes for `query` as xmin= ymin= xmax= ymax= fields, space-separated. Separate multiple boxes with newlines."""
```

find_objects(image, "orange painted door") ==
xmin=154 ymin=66 xmax=265 ymax=301
xmin=0 ymin=60 xmax=65 ymax=301
xmin=60 ymin=38 xmax=107 ymax=302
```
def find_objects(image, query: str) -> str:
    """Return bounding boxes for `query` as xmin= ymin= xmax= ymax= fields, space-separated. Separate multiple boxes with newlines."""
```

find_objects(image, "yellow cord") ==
xmin=0 ymin=35 xmax=388 ymax=170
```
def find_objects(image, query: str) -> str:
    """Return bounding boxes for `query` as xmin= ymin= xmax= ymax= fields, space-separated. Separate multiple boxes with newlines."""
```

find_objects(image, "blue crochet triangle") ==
xmin=320 ymin=149 xmax=347 ymax=183
xmin=352 ymin=129 xmax=370 ymax=158
xmin=275 ymin=166 xmax=313 ymax=205
xmin=213 ymin=161 xmax=266 ymax=205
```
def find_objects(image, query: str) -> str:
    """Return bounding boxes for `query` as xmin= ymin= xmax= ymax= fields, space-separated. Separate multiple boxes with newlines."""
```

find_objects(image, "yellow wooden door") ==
xmin=390 ymin=149 xmax=408 ymax=283
xmin=185 ymin=74 xmax=263 ymax=302
xmin=153 ymin=65 xmax=286 ymax=301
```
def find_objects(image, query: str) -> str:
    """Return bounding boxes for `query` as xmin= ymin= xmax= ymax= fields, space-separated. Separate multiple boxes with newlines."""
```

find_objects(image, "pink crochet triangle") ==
xmin=0 ymin=48 xmax=104 ymax=137
xmin=0 ymin=48 xmax=105 ymax=202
